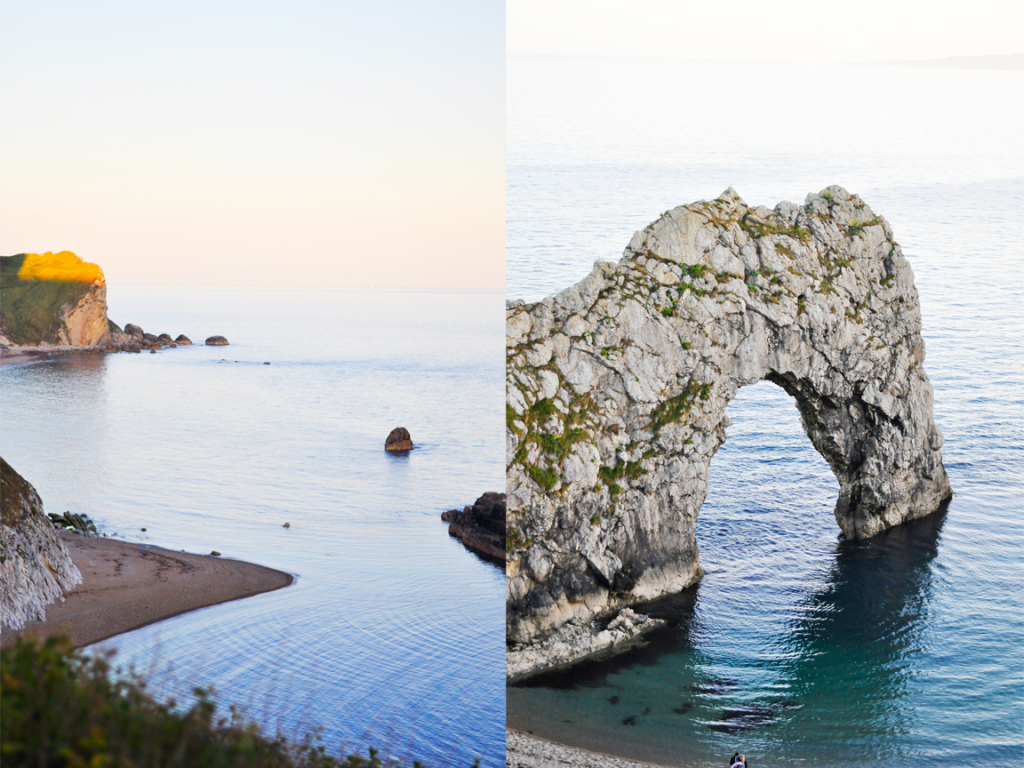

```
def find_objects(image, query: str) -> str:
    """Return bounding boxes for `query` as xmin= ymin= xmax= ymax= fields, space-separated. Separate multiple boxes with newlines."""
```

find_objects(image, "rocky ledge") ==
xmin=506 ymin=186 xmax=952 ymax=664
xmin=442 ymin=492 xmax=505 ymax=566
xmin=507 ymin=607 xmax=663 ymax=683
xmin=1 ymin=457 xmax=82 ymax=630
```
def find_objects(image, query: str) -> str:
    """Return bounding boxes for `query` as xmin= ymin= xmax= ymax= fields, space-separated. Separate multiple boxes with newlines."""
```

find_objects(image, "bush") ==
xmin=1 ymin=637 xmax=444 ymax=768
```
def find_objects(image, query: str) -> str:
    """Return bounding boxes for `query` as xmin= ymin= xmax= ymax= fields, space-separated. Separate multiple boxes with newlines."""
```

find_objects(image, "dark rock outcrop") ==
xmin=205 ymin=335 xmax=229 ymax=346
xmin=175 ymin=334 xmax=192 ymax=345
xmin=384 ymin=427 xmax=414 ymax=452
xmin=123 ymin=323 xmax=144 ymax=339
xmin=506 ymin=187 xmax=952 ymax=660
xmin=441 ymin=492 xmax=506 ymax=565
xmin=1 ymin=457 xmax=82 ymax=630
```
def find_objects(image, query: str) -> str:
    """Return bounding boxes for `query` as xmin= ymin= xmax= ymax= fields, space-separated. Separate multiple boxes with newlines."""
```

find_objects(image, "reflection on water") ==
xmin=509 ymin=508 xmax=948 ymax=767
xmin=1 ymin=290 xmax=506 ymax=768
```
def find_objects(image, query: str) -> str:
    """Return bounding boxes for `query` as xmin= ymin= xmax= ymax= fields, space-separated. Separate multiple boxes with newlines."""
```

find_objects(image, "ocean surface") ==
xmin=1 ymin=289 xmax=506 ymax=767
xmin=505 ymin=57 xmax=1023 ymax=767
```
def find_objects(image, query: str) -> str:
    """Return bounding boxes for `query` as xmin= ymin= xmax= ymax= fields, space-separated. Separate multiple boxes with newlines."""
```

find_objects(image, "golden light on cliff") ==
xmin=17 ymin=251 xmax=104 ymax=284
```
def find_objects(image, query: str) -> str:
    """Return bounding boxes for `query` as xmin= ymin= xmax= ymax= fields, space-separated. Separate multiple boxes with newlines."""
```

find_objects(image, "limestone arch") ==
xmin=506 ymin=187 xmax=951 ymax=646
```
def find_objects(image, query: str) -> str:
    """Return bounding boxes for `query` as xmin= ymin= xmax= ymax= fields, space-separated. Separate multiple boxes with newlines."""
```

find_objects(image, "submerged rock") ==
xmin=0 ymin=457 xmax=82 ymax=630
xmin=506 ymin=187 xmax=952 ymax=661
xmin=205 ymin=335 xmax=229 ymax=346
xmin=384 ymin=427 xmax=413 ymax=452
xmin=441 ymin=492 xmax=505 ymax=565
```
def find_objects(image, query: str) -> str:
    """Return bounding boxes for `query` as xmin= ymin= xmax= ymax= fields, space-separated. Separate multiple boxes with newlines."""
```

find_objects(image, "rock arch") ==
xmin=506 ymin=187 xmax=951 ymax=645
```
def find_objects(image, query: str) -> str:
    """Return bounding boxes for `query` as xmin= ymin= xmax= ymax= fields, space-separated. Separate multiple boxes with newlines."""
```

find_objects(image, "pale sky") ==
xmin=508 ymin=0 xmax=1024 ymax=63
xmin=1 ymin=1 xmax=505 ymax=289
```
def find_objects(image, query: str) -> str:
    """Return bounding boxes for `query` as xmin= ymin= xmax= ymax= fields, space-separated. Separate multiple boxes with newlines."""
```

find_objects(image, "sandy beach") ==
xmin=0 ymin=348 xmax=53 ymax=367
xmin=1 ymin=531 xmax=293 ymax=649
xmin=506 ymin=730 xmax=669 ymax=768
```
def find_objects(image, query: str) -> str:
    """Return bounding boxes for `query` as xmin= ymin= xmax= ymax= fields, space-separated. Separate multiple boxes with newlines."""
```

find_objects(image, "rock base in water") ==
xmin=441 ymin=492 xmax=505 ymax=565
xmin=507 ymin=607 xmax=664 ymax=682
xmin=384 ymin=427 xmax=414 ymax=452
xmin=205 ymin=335 xmax=229 ymax=346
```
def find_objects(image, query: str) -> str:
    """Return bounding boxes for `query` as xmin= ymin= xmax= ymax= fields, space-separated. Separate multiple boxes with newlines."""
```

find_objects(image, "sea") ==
xmin=505 ymin=56 xmax=1023 ymax=767
xmin=0 ymin=289 xmax=506 ymax=768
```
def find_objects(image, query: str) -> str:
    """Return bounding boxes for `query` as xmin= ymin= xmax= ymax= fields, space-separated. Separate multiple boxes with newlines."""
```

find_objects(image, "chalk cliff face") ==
xmin=1 ymin=457 xmax=83 ymax=630
xmin=506 ymin=187 xmax=951 ymax=646
xmin=0 ymin=252 xmax=112 ymax=346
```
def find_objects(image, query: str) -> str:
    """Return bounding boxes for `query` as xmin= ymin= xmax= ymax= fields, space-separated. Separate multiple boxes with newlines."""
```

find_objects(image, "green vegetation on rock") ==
xmin=0 ymin=253 xmax=103 ymax=345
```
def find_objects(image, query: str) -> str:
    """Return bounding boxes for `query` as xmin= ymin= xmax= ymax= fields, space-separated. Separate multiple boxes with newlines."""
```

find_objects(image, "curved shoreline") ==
xmin=1 ymin=531 xmax=293 ymax=649
xmin=507 ymin=729 xmax=672 ymax=768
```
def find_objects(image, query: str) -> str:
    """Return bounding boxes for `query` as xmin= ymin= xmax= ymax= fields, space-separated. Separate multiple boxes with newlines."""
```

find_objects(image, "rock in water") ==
xmin=0 ymin=457 xmax=82 ymax=630
xmin=0 ymin=251 xmax=112 ymax=346
xmin=175 ymin=334 xmax=192 ymax=345
xmin=124 ymin=323 xmax=144 ymax=339
xmin=506 ymin=187 xmax=952 ymax=650
xmin=441 ymin=492 xmax=506 ymax=565
xmin=205 ymin=335 xmax=229 ymax=346
xmin=385 ymin=427 xmax=414 ymax=452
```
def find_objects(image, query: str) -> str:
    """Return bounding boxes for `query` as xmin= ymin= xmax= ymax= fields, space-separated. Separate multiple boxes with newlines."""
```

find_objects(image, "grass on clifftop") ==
xmin=0 ymin=253 xmax=102 ymax=344
xmin=1 ymin=637 xmax=456 ymax=768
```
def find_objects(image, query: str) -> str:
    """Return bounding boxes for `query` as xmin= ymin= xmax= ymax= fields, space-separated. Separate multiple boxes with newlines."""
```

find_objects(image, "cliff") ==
xmin=0 ymin=252 xmax=113 ymax=346
xmin=1 ymin=457 xmax=83 ymax=631
xmin=506 ymin=187 xmax=952 ymax=654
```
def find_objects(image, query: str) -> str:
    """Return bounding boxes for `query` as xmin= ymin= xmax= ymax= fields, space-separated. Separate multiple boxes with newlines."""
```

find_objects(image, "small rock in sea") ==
xmin=141 ymin=527 xmax=147 ymax=531
xmin=210 ymin=551 xmax=221 ymax=556
xmin=175 ymin=334 xmax=192 ymax=345
xmin=622 ymin=715 xmax=637 ymax=726
xmin=157 ymin=333 xmax=172 ymax=342
xmin=264 ymin=361 xmax=270 ymax=365
xmin=283 ymin=522 xmax=290 ymax=528
xmin=385 ymin=427 xmax=414 ymax=452
xmin=150 ymin=349 xmax=157 ymax=354
xmin=205 ymin=335 xmax=229 ymax=346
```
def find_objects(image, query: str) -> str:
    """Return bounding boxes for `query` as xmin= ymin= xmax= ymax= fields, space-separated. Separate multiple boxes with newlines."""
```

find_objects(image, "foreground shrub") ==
xmin=1 ymin=637 xmax=437 ymax=768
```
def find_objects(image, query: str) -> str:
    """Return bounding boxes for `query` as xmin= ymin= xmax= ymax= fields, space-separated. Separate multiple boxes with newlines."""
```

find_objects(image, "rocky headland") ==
xmin=441 ymin=492 xmax=506 ymax=566
xmin=506 ymin=187 xmax=952 ymax=676
xmin=0 ymin=251 xmax=224 ymax=362
xmin=0 ymin=457 xmax=82 ymax=631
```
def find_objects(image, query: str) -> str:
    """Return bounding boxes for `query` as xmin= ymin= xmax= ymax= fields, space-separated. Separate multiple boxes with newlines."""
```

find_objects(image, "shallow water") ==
xmin=506 ymin=57 xmax=1023 ymax=766
xmin=1 ymin=289 xmax=506 ymax=767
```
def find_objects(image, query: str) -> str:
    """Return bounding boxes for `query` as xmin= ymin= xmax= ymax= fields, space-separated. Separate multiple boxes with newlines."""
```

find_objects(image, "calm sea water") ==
xmin=1 ymin=289 xmax=506 ymax=767
xmin=506 ymin=57 xmax=1023 ymax=767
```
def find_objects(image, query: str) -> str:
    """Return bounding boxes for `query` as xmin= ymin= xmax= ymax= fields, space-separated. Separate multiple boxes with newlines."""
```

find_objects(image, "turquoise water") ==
xmin=506 ymin=57 xmax=1023 ymax=766
xmin=1 ymin=289 xmax=505 ymax=767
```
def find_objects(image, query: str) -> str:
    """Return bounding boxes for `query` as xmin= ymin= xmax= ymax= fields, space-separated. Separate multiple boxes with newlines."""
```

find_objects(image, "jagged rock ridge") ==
xmin=1 ymin=457 xmax=82 ymax=630
xmin=506 ymin=186 xmax=952 ymax=648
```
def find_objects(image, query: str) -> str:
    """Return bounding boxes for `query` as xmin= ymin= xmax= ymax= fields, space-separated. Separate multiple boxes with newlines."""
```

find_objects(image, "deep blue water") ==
xmin=505 ymin=57 xmax=1023 ymax=767
xmin=1 ymin=289 xmax=506 ymax=768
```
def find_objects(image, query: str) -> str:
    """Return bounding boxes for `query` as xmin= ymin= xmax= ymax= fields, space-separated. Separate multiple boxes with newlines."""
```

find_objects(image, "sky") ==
xmin=0 ymin=1 xmax=505 ymax=289
xmin=508 ymin=0 xmax=1024 ymax=63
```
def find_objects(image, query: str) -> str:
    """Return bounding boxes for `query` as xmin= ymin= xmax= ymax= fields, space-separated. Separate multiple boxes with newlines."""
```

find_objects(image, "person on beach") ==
xmin=730 ymin=753 xmax=747 ymax=768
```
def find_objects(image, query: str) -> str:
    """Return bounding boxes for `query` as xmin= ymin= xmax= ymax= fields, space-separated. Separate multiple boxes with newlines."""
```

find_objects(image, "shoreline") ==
xmin=1 ymin=531 xmax=293 ymax=649
xmin=507 ymin=729 xmax=673 ymax=768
